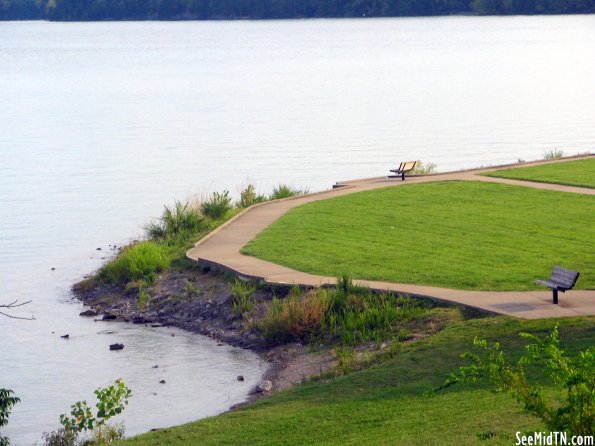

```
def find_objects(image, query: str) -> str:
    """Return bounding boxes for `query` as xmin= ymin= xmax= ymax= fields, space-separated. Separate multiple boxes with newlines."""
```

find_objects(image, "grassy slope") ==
xmin=118 ymin=316 xmax=595 ymax=446
xmin=242 ymin=181 xmax=594 ymax=290
xmin=485 ymin=158 xmax=595 ymax=188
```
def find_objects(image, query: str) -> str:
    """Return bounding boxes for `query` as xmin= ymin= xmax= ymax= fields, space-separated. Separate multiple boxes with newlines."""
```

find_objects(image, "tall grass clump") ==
xmin=543 ymin=148 xmax=565 ymax=160
xmin=145 ymin=200 xmax=202 ymax=240
xmin=201 ymin=190 xmax=232 ymax=220
xmin=258 ymin=278 xmax=429 ymax=346
xmin=100 ymin=241 xmax=170 ymax=285
xmin=258 ymin=286 xmax=330 ymax=345
xmin=237 ymin=184 xmax=267 ymax=209
xmin=231 ymin=280 xmax=257 ymax=316
xmin=412 ymin=160 xmax=437 ymax=175
xmin=269 ymin=184 xmax=309 ymax=200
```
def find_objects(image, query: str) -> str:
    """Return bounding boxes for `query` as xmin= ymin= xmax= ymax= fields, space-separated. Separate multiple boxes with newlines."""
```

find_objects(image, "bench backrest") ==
xmin=550 ymin=266 xmax=580 ymax=289
xmin=401 ymin=161 xmax=417 ymax=172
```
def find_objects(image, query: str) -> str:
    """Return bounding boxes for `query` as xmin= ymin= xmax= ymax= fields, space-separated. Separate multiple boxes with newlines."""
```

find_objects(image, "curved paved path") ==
xmin=188 ymin=156 xmax=595 ymax=319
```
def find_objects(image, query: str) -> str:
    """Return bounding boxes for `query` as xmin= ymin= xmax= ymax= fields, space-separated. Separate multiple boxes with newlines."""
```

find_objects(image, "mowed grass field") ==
xmin=117 ymin=316 xmax=595 ymax=446
xmin=485 ymin=157 xmax=595 ymax=188
xmin=242 ymin=181 xmax=594 ymax=290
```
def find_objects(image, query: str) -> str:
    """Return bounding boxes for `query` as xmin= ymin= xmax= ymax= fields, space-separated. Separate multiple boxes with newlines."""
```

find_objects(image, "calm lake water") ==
xmin=1 ymin=15 xmax=594 ymax=444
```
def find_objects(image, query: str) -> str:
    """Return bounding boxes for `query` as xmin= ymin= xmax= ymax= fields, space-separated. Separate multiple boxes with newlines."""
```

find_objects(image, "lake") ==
xmin=1 ymin=15 xmax=594 ymax=444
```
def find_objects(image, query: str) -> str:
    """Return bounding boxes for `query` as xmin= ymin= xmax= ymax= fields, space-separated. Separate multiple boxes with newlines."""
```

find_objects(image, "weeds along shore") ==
xmin=73 ymin=180 xmax=478 ymax=393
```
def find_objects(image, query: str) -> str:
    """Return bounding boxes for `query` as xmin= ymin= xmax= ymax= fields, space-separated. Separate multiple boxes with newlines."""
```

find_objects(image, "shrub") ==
xmin=269 ymin=184 xmax=309 ymax=200
xmin=42 ymin=428 xmax=78 ymax=446
xmin=237 ymin=184 xmax=267 ymax=209
xmin=231 ymin=280 xmax=256 ymax=316
xmin=100 ymin=241 xmax=170 ymax=284
xmin=543 ymin=148 xmax=565 ymax=160
xmin=146 ymin=200 xmax=202 ymax=240
xmin=445 ymin=324 xmax=594 ymax=436
xmin=412 ymin=160 xmax=437 ymax=175
xmin=201 ymin=191 xmax=232 ymax=220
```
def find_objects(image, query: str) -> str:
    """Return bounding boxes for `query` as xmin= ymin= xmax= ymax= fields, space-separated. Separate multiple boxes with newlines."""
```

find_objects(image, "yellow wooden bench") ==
xmin=389 ymin=161 xmax=417 ymax=181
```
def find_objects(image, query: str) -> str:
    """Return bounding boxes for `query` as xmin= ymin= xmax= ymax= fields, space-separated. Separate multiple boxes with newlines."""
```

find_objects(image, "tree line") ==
xmin=2 ymin=0 xmax=595 ymax=21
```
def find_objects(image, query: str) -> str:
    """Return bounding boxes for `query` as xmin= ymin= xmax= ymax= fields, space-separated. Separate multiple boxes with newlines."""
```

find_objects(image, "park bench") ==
xmin=389 ymin=161 xmax=417 ymax=181
xmin=535 ymin=266 xmax=580 ymax=304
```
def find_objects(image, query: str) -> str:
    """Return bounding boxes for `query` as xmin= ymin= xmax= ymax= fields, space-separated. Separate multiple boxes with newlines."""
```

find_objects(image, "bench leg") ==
xmin=553 ymin=288 xmax=558 ymax=305
xmin=401 ymin=172 xmax=405 ymax=181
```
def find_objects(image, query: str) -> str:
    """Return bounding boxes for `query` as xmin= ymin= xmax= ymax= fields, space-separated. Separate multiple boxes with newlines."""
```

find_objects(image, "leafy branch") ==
xmin=0 ymin=389 xmax=20 ymax=446
xmin=442 ymin=324 xmax=594 ymax=436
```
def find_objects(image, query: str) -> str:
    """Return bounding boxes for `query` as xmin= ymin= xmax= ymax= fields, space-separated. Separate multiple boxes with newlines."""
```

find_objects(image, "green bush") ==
xmin=201 ymin=191 xmax=232 ymax=220
xmin=269 ymin=184 xmax=309 ymax=200
xmin=237 ymin=184 xmax=267 ymax=209
xmin=146 ymin=200 xmax=202 ymax=240
xmin=445 ymin=324 xmax=594 ymax=436
xmin=100 ymin=241 xmax=170 ymax=284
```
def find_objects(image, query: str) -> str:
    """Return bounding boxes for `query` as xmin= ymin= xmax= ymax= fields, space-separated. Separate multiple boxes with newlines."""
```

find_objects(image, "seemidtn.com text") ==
xmin=516 ymin=432 xmax=594 ymax=446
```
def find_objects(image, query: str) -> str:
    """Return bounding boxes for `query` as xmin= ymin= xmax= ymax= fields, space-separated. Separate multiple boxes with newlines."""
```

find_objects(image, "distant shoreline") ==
xmin=3 ymin=0 xmax=595 ymax=24
xmin=3 ymin=12 xmax=595 ymax=23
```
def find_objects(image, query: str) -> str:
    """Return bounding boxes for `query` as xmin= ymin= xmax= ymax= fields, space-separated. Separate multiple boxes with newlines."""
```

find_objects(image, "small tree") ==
xmin=445 ymin=324 xmax=594 ymax=436
xmin=0 ymin=389 xmax=20 ymax=446
xmin=44 ymin=380 xmax=131 ymax=445
xmin=59 ymin=380 xmax=131 ymax=433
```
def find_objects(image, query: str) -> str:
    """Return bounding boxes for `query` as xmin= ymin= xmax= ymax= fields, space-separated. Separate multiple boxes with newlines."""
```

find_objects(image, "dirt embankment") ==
xmin=73 ymin=267 xmax=336 ymax=398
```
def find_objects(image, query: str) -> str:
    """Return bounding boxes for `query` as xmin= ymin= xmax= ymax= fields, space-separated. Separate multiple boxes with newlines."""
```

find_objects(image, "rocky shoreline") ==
xmin=72 ymin=265 xmax=336 ymax=401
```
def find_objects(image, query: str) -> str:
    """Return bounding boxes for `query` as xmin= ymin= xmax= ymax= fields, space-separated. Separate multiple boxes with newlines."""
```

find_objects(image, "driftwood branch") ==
xmin=0 ymin=299 xmax=35 ymax=320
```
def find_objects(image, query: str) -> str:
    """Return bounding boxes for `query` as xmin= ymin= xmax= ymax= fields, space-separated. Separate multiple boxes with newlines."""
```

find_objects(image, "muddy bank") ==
xmin=72 ymin=266 xmax=336 ymax=398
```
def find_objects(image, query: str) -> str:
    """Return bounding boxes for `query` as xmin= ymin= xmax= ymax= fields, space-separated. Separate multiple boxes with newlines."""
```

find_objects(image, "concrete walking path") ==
xmin=187 ymin=156 xmax=595 ymax=320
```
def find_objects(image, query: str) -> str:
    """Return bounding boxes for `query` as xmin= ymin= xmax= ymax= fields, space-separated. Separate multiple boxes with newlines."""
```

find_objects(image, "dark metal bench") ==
xmin=535 ymin=266 xmax=580 ymax=304
xmin=389 ymin=161 xmax=417 ymax=181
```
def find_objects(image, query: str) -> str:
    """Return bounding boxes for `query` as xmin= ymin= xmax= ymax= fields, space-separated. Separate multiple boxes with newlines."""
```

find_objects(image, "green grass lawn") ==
xmin=117 ymin=315 xmax=595 ymax=446
xmin=485 ymin=158 xmax=595 ymax=188
xmin=242 ymin=181 xmax=594 ymax=290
